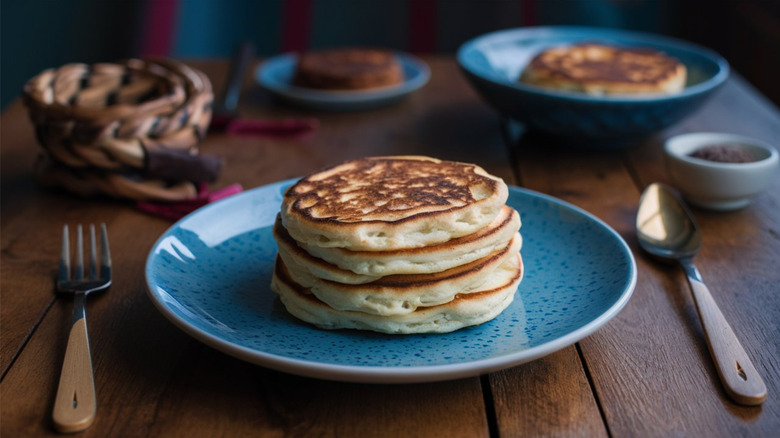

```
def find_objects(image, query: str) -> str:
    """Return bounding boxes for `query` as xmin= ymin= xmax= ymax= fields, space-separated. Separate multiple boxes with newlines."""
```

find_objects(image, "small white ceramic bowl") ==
xmin=664 ymin=132 xmax=779 ymax=210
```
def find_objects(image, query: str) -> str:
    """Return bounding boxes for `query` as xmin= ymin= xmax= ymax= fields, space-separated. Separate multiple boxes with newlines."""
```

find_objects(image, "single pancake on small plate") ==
xmin=293 ymin=48 xmax=404 ymax=91
xmin=520 ymin=43 xmax=687 ymax=96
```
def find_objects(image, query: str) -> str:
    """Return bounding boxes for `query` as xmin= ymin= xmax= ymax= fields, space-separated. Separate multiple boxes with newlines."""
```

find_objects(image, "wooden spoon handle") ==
xmin=682 ymin=261 xmax=767 ymax=405
xmin=52 ymin=306 xmax=96 ymax=433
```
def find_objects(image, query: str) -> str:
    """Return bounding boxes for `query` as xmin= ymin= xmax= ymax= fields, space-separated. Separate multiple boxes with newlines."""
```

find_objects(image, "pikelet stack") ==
xmin=270 ymin=156 xmax=524 ymax=334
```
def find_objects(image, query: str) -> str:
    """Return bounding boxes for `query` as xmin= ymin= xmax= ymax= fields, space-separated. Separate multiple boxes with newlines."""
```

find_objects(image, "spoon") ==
xmin=636 ymin=183 xmax=767 ymax=406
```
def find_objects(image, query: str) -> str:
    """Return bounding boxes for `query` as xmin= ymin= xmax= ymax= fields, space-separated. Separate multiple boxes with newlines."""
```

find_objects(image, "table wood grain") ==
xmin=1 ymin=57 xmax=778 ymax=437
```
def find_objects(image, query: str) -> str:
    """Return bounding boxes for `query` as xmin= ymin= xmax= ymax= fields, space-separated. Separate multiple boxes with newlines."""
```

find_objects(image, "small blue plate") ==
xmin=255 ymin=52 xmax=430 ymax=111
xmin=145 ymin=180 xmax=636 ymax=383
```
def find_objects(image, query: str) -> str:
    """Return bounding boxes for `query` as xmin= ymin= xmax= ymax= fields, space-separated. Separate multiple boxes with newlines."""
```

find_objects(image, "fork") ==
xmin=52 ymin=224 xmax=111 ymax=433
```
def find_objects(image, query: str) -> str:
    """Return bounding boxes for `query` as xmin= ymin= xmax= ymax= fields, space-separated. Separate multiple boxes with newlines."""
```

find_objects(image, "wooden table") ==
xmin=2 ymin=57 xmax=778 ymax=437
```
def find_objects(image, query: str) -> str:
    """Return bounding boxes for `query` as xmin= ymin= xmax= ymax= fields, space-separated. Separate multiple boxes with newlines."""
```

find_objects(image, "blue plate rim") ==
xmin=255 ymin=51 xmax=431 ymax=105
xmin=457 ymin=25 xmax=730 ymax=103
xmin=144 ymin=179 xmax=637 ymax=383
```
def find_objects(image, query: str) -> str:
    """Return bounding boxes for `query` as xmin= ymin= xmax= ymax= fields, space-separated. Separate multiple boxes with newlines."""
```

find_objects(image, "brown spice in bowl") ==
xmin=688 ymin=144 xmax=758 ymax=163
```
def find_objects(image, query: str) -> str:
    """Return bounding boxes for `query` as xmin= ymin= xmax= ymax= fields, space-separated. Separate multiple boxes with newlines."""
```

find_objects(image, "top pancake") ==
xmin=520 ymin=43 xmax=687 ymax=96
xmin=280 ymin=156 xmax=509 ymax=251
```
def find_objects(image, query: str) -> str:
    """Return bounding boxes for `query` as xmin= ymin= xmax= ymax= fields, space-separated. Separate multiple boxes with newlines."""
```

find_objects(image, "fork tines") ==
xmin=60 ymin=224 xmax=111 ymax=284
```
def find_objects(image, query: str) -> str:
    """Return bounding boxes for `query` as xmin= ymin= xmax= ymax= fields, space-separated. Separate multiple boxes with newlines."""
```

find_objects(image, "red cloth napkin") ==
xmin=136 ymin=183 xmax=243 ymax=220
xmin=210 ymin=117 xmax=319 ymax=139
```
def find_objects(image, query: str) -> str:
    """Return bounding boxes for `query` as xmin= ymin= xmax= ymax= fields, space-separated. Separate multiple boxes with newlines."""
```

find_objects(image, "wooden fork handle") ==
xmin=52 ymin=313 xmax=96 ymax=433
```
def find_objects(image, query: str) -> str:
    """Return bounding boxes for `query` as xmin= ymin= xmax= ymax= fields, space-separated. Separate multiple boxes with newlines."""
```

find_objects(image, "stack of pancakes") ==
xmin=270 ymin=156 xmax=524 ymax=334
xmin=520 ymin=43 xmax=687 ymax=96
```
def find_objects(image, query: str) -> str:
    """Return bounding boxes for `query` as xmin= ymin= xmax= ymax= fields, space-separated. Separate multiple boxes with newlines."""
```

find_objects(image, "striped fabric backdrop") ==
xmin=141 ymin=0 xmax=670 ymax=57
xmin=142 ymin=0 xmax=535 ymax=57
xmin=1 ymin=0 xmax=673 ymax=108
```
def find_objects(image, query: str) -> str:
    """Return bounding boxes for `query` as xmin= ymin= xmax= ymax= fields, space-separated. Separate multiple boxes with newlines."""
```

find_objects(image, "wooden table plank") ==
xmin=490 ymin=347 xmax=608 ymax=437
xmin=0 ymin=101 xmax=42 ymax=223
xmin=145 ymin=357 xmax=488 ymax=438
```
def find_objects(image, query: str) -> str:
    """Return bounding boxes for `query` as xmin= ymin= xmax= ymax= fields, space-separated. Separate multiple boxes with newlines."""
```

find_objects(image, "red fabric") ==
xmin=282 ymin=0 xmax=313 ymax=52
xmin=409 ymin=0 xmax=437 ymax=53
xmin=141 ymin=0 xmax=178 ymax=57
xmin=137 ymin=183 xmax=244 ymax=221
xmin=224 ymin=118 xmax=319 ymax=138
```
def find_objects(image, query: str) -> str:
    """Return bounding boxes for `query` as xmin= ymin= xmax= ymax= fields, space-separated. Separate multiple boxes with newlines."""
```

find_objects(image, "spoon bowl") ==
xmin=636 ymin=183 xmax=767 ymax=406
xmin=637 ymin=184 xmax=701 ymax=260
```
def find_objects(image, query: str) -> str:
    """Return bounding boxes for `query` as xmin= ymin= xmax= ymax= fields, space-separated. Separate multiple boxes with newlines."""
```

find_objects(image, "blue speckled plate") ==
xmin=145 ymin=180 xmax=636 ymax=383
xmin=255 ymin=52 xmax=430 ymax=111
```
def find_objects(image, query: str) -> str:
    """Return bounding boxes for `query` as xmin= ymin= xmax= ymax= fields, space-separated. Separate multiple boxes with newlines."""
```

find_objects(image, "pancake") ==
xmin=280 ymin=156 xmax=509 ymax=251
xmin=520 ymin=43 xmax=687 ymax=96
xmin=279 ymin=232 xmax=521 ymax=315
xmin=270 ymin=253 xmax=524 ymax=334
xmin=293 ymin=48 xmax=403 ymax=90
xmin=275 ymin=220 xmax=382 ymax=285
xmin=274 ymin=205 xmax=520 ymax=280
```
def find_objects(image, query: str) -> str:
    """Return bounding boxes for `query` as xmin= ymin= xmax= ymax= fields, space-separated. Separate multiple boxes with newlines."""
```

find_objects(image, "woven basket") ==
xmin=23 ymin=58 xmax=219 ymax=201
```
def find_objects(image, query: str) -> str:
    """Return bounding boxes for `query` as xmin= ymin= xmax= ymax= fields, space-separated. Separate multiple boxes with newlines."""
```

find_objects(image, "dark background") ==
xmin=2 ymin=0 xmax=779 ymax=109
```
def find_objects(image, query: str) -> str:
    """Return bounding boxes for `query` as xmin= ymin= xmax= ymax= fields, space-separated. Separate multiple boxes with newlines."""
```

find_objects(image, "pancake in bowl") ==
xmin=520 ymin=43 xmax=687 ymax=96
xmin=280 ymin=156 xmax=509 ymax=251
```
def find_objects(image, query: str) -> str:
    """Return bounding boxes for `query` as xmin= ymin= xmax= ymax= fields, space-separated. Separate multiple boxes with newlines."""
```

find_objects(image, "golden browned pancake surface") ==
xmin=520 ymin=43 xmax=687 ymax=96
xmin=293 ymin=48 xmax=403 ymax=90
xmin=280 ymin=156 xmax=509 ymax=251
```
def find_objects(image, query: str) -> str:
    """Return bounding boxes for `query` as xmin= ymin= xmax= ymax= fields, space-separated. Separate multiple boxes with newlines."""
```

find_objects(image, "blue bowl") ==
xmin=457 ymin=26 xmax=729 ymax=147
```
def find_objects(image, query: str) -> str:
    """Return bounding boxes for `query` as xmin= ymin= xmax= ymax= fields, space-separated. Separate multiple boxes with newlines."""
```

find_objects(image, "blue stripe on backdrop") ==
xmin=533 ymin=0 xmax=678 ymax=34
xmin=172 ymin=0 xmax=284 ymax=57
